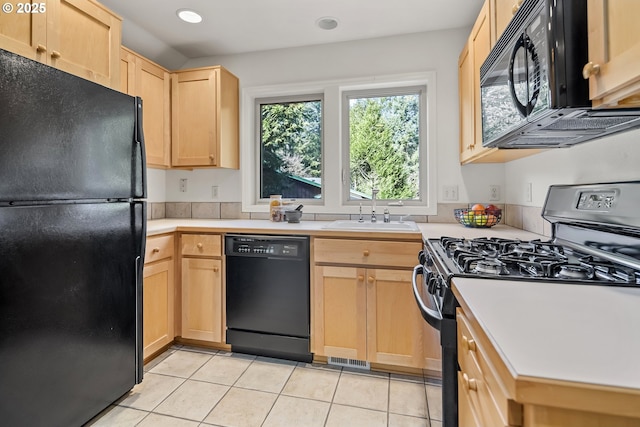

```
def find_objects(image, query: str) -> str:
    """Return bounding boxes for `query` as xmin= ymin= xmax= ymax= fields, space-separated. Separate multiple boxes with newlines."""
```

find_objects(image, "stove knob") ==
xmin=427 ymin=277 xmax=438 ymax=294
xmin=418 ymin=250 xmax=426 ymax=264
xmin=425 ymin=254 xmax=434 ymax=267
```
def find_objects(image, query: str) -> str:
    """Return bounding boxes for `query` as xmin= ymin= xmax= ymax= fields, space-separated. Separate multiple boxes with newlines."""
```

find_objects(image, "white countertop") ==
xmin=147 ymin=218 xmax=544 ymax=241
xmin=453 ymin=277 xmax=640 ymax=390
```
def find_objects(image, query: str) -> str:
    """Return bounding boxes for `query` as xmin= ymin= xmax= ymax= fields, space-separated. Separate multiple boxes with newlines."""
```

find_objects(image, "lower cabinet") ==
xmin=313 ymin=238 xmax=433 ymax=370
xmin=143 ymin=234 xmax=175 ymax=360
xmin=180 ymin=233 xmax=224 ymax=343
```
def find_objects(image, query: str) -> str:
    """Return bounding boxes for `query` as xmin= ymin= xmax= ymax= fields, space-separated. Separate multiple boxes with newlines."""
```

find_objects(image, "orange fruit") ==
xmin=471 ymin=203 xmax=485 ymax=214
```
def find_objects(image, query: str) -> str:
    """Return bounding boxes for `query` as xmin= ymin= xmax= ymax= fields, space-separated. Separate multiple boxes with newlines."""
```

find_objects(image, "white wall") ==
xmin=504 ymin=128 xmax=640 ymax=207
xmin=157 ymin=28 xmax=506 ymax=207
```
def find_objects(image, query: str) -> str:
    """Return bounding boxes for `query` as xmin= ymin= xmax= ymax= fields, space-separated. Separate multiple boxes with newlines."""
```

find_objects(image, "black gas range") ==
xmin=412 ymin=181 xmax=640 ymax=427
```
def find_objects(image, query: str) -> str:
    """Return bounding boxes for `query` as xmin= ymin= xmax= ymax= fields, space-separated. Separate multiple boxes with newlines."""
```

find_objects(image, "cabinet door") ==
xmin=313 ymin=266 xmax=367 ymax=360
xmin=120 ymin=47 xmax=136 ymax=95
xmin=172 ymin=69 xmax=218 ymax=167
xmin=182 ymin=258 xmax=223 ymax=342
xmin=137 ymin=56 xmax=171 ymax=167
xmin=0 ymin=5 xmax=46 ymax=60
xmin=458 ymin=372 xmax=483 ymax=427
xmin=47 ymin=0 xmax=121 ymax=89
xmin=586 ymin=0 xmax=640 ymax=108
xmin=143 ymin=259 xmax=174 ymax=359
xmin=366 ymin=269 xmax=424 ymax=368
xmin=458 ymin=42 xmax=476 ymax=162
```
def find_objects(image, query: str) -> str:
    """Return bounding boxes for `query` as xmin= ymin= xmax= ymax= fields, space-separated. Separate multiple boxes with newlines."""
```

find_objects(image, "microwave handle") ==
xmin=508 ymin=34 xmax=541 ymax=117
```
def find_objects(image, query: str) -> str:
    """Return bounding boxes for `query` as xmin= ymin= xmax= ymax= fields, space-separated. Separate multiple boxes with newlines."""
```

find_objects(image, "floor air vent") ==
xmin=328 ymin=356 xmax=370 ymax=370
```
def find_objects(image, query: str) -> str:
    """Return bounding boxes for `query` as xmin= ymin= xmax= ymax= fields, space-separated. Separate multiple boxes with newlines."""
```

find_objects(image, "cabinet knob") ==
xmin=213 ymin=267 xmax=219 ymax=273
xmin=358 ymin=275 xmax=364 ymax=281
xmin=582 ymin=62 xmax=601 ymax=79
xmin=197 ymin=243 xmax=203 ymax=249
xmin=209 ymin=154 xmax=215 ymax=162
xmin=367 ymin=276 xmax=375 ymax=284
xmin=363 ymin=249 xmax=370 ymax=257
xmin=463 ymin=373 xmax=477 ymax=391
xmin=462 ymin=335 xmax=477 ymax=352
xmin=50 ymin=50 xmax=61 ymax=59
xmin=152 ymin=247 xmax=160 ymax=253
xmin=512 ymin=0 xmax=523 ymax=15
xmin=36 ymin=44 xmax=47 ymax=53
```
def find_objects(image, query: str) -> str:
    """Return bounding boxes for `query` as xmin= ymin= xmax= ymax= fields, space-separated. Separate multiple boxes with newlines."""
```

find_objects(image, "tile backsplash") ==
xmin=150 ymin=202 xmax=550 ymax=236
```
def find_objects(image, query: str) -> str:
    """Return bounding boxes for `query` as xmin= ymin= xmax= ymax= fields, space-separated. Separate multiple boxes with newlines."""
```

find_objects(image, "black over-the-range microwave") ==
xmin=480 ymin=0 xmax=640 ymax=149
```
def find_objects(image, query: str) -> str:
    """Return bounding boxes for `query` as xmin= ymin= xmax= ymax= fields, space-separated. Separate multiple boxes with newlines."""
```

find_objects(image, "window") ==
xmin=342 ymin=86 xmax=425 ymax=203
xmin=257 ymin=95 xmax=323 ymax=200
xmin=242 ymin=73 xmax=436 ymax=214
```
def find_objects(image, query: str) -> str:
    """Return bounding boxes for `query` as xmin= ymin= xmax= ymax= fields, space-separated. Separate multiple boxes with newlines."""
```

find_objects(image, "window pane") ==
xmin=348 ymin=93 xmax=420 ymax=200
xmin=259 ymin=98 xmax=322 ymax=199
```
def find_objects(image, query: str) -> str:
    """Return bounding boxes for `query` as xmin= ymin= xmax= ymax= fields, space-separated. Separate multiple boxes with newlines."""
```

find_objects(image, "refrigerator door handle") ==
xmin=135 ymin=97 xmax=147 ymax=199
xmin=135 ymin=254 xmax=144 ymax=384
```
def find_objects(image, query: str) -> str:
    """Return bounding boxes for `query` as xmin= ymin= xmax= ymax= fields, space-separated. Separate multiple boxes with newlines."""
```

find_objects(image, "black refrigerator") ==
xmin=0 ymin=49 xmax=146 ymax=426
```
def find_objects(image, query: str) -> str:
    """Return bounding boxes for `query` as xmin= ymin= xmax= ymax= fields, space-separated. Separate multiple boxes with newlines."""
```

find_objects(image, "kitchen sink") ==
xmin=322 ymin=220 xmax=421 ymax=232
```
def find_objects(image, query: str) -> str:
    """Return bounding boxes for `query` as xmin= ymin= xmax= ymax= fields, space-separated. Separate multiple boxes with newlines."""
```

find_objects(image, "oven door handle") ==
xmin=412 ymin=265 xmax=443 ymax=331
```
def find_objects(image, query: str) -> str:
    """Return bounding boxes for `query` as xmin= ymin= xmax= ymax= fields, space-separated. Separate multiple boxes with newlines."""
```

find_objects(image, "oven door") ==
xmin=411 ymin=265 xmax=443 ymax=331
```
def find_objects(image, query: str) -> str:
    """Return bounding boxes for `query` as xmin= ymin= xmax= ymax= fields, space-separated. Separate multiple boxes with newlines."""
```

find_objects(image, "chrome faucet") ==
xmin=383 ymin=208 xmax=390 ymax=223
xmin=371 ymin=188 xmax=379 ymax=222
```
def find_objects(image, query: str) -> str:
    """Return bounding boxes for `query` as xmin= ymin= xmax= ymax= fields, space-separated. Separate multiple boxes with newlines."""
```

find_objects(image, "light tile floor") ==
xmin=87 ymin=345 xmax=443 ymax=427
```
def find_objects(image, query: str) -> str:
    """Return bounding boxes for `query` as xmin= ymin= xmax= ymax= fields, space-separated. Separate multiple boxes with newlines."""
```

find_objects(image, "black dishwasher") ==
xmin=225 ymin=234 xmax=312 ymax=362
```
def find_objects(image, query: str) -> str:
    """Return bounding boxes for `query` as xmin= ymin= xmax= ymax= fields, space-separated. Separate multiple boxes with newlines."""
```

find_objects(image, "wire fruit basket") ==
xmin=454 ymin=208 xmax=502 ymax=228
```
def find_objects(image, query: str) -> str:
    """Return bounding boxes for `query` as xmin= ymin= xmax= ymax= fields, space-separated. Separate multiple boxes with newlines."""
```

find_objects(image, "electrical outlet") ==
xmin=212 ymin=185 xmax=219 ymax=199
xmin=179 ymin=178 xmax=188 ymax=193
xmin=525 ymin=182 xmax=533 ymax=202
xmin=489 ymin=185 xmax=500 ymax=201
xmin=443 ymin=185 xmax=459 ymax=201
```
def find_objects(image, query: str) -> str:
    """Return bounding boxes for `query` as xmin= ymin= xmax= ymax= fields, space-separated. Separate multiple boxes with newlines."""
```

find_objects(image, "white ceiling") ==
xmin=101 ymin=0 xmax=483 ymax=60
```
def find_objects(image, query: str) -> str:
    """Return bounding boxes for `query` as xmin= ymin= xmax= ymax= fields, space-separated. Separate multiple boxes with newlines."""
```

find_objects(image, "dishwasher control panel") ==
xmin=226 ymin=235 xmax=307 ymax=258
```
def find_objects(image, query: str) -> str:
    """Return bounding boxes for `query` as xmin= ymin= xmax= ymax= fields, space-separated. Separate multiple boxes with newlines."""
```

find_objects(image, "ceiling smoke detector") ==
xmin=177 ymin=9 xmax=203 ymax=24
xmin=316 ymin=16 xmax=339 ymax=30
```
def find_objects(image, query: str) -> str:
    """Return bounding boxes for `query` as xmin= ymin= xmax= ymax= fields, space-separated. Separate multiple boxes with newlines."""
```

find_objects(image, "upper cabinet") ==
xmin=458 ymin=0 xmax=539 ymax=164
xmin=585 ymin=0 xmax=640 ymax=108
xmin=121 ymin=47 xmax=171 ymax=168
xmin=0 ymin=0 xmax=121 ymax=89
xmin=172 ymin=67 xmax=240 ymax=169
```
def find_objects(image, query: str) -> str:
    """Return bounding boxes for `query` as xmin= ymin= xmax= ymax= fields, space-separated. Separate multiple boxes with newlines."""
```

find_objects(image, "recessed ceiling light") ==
xmin=316 ymin=16 xmax=339 ymax=30
xmin=177 ymin=9 xmax=203 ymax=24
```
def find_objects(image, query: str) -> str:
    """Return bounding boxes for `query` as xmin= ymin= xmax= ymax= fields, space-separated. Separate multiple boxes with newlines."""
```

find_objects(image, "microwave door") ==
xmin=480 ymin=33 xmax=529 ymax=146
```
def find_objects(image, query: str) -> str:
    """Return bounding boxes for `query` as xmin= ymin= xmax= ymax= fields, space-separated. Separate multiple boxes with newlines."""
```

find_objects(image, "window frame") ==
xmin=341 ymin=85 xmax=428 ymax=207
xmin=240 ymin=72 xmax=437 ymax=216
xmin=255 ymin=93 xmax=325 ymax=204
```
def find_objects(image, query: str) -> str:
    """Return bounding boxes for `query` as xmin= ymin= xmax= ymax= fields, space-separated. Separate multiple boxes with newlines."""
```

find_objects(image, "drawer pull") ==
xmin=213 ymin=267 xmax=219 ymax=273
xmin=358 ymin=275 xmax=364 ymax=281
xmin=367 ymin=276 xmax=374 ymax=284
xmin=463 ymin=373 xmax=478 ymax=391
xmin=197 ymin=243 xmax=203 ymax=249
xmin=363 ymin=249 xmax=370 ymax=257
xmin=50 ymin=50 xmax=61 ymax=59
xmin=462 ymin=335 xmax=477 ymax=352
xmin=152 ymin=247 xmax=160 ymax=253
xmin=36 ymin=44 xmax=47 ymax=53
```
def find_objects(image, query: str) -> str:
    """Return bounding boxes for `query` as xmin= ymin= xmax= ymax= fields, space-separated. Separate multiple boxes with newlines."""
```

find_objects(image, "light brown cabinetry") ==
xmin=0 ymin=0 xmax=121 ymax=89
xmin=120 ymin=47 xmax=171 ymax=168
xmin=491 ymin=0 xmax=521 ymax=41
xmin=456 ymin=302 xmax=640 ymax=427
xmin=171 ymin=67 xmax=239 ymax=168
xmin=143 ymin=234 xmax=175 ymax=360
xmin=459 ymin=0 xmax=539 ymax=164
xmin=585 ymin=0 xmax=640 ymax=108
xmin=313 ymin=238 xmax=436 ymax=370
xmin=180 ymin=233 xmax=224 ymax=343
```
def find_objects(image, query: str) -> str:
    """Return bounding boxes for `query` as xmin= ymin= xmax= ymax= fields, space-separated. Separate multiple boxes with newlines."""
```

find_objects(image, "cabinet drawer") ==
xmin=145 ymin=234 xmax=174 ymax=263
xmin=181 ymin=234 xmax=222 ymax=257
xmin=457 ymin=310 xmax=521 ymax=426
xmin=314 ymin=238 xmax=420 ymax=268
